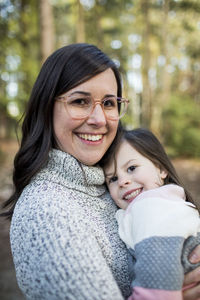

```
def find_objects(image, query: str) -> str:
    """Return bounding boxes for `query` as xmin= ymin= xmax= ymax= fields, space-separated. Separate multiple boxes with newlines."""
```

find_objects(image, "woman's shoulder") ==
xmin=12 ymin=179 xmax=78 ymax=221
xmin=22 ymin=176 xmax=72 ymax=198
xmin=11 ymin=177 xmax=111 ymax=227
xmin=10 ymin=180 xmax=89 ymax=250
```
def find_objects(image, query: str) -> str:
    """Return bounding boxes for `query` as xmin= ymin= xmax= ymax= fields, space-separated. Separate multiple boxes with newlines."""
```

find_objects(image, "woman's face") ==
xmin=53 ymin=68 xmax=119 ymax=165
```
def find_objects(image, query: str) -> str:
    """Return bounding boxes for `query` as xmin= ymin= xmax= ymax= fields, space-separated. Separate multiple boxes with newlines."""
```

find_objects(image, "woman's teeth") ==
xmin=78 ymin=134 xmax=103 ymax=141
xmin=124 ymin=189 xmax=141 ymax=200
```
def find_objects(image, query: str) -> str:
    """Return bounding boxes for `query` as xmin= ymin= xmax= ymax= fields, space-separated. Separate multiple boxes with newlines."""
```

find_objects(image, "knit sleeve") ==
xmin=10 ymin=184 xmax=124 ymax=300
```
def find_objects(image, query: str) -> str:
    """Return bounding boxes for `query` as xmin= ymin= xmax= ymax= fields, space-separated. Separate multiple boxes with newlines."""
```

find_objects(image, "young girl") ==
xmin=101 ymin=128 xmax=200 ymax=300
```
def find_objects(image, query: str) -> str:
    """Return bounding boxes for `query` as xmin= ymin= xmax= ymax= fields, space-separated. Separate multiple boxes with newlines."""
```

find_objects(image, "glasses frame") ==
xmin=55 ymin=94 xmax=130 ymax=120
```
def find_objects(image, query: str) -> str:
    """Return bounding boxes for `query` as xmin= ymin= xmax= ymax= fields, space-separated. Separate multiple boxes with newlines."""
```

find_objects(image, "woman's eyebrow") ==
xmin=69 ymin=91 xmax=116 ymax=98
xmin=69 ymin=91 xmax=91 ymax=96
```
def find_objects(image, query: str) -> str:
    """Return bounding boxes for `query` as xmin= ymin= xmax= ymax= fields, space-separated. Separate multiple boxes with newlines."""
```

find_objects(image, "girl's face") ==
xmin=104 ymin=141 xmax=167 ymax=210
xmin=53 ymin=68 xmax=119 ymax=165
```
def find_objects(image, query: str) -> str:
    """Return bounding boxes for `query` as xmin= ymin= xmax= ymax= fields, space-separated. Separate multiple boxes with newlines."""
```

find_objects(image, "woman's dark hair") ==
xmin=2 ymin=43 xmax=122 ymax=219
xmin=100 ymin=128 xmax=198 ymax=211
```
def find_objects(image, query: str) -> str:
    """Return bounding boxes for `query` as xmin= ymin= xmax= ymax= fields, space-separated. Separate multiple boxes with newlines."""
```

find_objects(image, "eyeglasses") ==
xmin=55 ymin=92 xmax=129 ymax=120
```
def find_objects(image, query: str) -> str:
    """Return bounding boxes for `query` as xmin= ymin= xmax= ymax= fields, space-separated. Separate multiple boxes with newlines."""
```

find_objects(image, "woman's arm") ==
xmin=183 ymin=245 xmax=200 ymax=300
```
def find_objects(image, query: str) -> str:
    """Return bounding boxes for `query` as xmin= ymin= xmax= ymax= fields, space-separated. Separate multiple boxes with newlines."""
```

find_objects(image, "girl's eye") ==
xmin=108 ymin=176 xmax=118 ymax=184
xmin=127 ymin=165 xmax=136 ymax=173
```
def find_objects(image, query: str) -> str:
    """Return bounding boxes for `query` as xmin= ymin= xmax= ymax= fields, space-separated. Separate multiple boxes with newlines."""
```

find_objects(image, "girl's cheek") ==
xmin=112 ymin=190 xmax=118 ymax=201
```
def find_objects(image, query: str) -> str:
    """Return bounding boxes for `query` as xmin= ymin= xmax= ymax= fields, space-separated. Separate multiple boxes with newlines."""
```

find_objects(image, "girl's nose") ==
xmin=87 ymin=104 xmax=107 ymax=127
xmin=118 ymin=178 xmax=131 ymax=188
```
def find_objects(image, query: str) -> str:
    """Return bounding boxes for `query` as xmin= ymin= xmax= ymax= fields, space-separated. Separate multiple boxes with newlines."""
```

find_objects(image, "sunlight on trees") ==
xmin=0 ymin=0 xmax=200 ymax=157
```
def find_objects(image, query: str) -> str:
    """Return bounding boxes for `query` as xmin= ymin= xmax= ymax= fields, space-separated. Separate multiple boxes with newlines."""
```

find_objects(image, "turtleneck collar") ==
xmin=34 ymin=149 xmax=106 ymax=197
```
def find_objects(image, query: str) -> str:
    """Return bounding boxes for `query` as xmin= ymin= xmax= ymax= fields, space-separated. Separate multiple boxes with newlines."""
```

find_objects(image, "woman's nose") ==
xmin=87 ymin=103 xmax=107 ymax=127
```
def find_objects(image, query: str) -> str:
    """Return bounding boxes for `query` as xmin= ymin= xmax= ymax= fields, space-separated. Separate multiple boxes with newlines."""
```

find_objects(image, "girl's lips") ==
xmin=123 ymin=188 xmax=143 ymax=203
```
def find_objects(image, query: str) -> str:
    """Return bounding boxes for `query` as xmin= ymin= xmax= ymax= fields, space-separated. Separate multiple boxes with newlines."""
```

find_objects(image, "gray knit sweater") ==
xmin=10 ymin=149 xmax=131 ymax=300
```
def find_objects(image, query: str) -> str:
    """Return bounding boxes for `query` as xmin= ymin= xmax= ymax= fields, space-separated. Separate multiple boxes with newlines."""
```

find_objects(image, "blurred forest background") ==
xmin=0 ymin=0 xmax=200 ymax=299
xmin=0 ymin=0 xmax=200 ymax=156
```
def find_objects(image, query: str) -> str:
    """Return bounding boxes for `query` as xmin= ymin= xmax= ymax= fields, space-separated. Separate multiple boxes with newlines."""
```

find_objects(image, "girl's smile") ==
xmin=122 ymin=187 xmax=143 ymax=203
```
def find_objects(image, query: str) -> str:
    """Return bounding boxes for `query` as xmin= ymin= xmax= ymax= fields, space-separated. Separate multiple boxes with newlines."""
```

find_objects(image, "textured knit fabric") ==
xmin=10 ymin=149 xmax=131 ymax=300
xmin=115 ymin=184 xmax=200 ymax=300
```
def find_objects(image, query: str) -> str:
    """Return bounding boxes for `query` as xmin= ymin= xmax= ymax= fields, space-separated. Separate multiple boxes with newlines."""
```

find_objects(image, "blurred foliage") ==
xmin=162 ymin=94 xmax=200 ymax=158
xmin=0 ymin=0 xmax=200 ymax=157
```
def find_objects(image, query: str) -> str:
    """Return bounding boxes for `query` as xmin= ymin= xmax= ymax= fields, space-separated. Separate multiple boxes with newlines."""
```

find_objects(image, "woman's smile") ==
xmin=76 ymin=133 xmax=104 ymax=142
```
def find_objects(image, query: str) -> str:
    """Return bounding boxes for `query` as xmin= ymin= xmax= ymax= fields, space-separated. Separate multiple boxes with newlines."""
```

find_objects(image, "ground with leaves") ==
xmin=0 ymin=140 xmax=200 ymax=300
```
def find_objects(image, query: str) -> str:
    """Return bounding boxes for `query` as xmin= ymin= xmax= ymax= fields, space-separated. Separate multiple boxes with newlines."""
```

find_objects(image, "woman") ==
xmin=2 ymin=43 xmax=200 ymax=299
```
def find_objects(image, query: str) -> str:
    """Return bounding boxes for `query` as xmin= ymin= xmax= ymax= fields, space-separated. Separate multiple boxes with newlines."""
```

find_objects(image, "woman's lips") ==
xmin=77 ymin=133 xmax=103 ymax=141
xmin=123 ymin=188 xmax=143 ymax=203
xmin=76 ymin=133 xmax=104 ymax=145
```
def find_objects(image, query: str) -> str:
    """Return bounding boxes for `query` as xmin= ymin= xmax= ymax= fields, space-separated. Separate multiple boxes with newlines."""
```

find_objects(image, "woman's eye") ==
xmin=70 ymin=97 xmax=90 ymax=106
xmin=108 ymin=176 xmax=118 ymax=184
xmin=127 ymin=165 xmax=135 ymax=173
xmin=103 ymin=98 xmax=117 ymax=108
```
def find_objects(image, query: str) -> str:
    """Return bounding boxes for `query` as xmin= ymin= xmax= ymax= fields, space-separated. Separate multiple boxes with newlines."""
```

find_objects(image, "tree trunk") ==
xmin=151 ymin=0 xmax=170 ymax=137
xmin=76 ymin=0 xmax=85 ymax=43
xmin=39 ymin=0 xmax=55 ymax=64
xmin=93 ymin=5 xmax=104 ymax=49
xmin=141 ymin=0 xmax=152 ymax=128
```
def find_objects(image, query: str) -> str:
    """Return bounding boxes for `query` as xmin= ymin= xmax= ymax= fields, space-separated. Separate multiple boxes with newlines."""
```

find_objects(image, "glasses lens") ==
xmin=65 ymin=94 xmax=92 ymax=119
xmin=103 ymin=97 xmax=118 ymax=119
xmin=118 ymin=100 xmax=127 ymax=119
xmin=104 ymin=98 xmax=128 ymax=120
